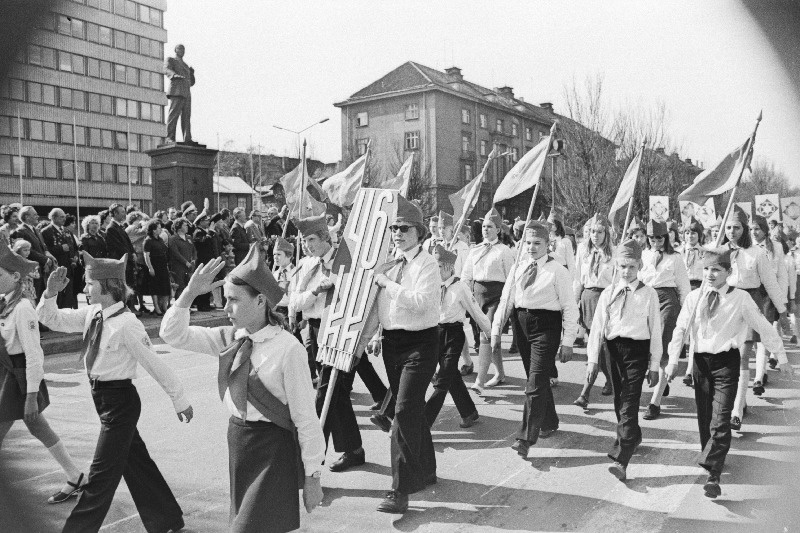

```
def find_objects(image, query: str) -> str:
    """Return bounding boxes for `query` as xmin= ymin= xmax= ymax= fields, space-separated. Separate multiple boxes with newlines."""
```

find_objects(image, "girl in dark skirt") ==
xmin=0 ymin=239 xmax=84 ymax=504
xmin=160 ymin=244 xmax=325 ymax=532
xmin=143 ymin=220 xmax=171 ymax=315
xmin=573 ymin=214 xmax=615 ymax=408
xmin=638 ymin=220 xmax=691 ymax=420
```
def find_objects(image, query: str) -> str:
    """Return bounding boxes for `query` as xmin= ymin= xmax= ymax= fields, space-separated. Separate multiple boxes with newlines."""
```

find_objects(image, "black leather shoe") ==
xmin=642 ymin=404 xmax=660 ymax=420
xmin=769 ymin=357 xmax=779 ymax=369
xmin=539 ymin=428 xmax=557 ymax=438
xmin=48 ymin=473 xmax=85 ymax=504
xmin=167 ymin=517 xmax=185 ymax=532
xmin=573 ymin=395 xmax=589 ymax=409
xmin=329 ymin=449 xmax=365 ymax=472
xmin=753 ymin=380 xmax=765 ymax=396
xmin=601 ymin=382 xmax=613 ymax=396
xmin=459 ymin=363 xmax=474 ymax=376
xmin=369 ymin=400 xmax=382 ymax=411
xmin=703 ymin=474 xmax=721 ymax=498
xmin=730 ymin=416 xmax=742 ymax=431
xmin=459 ymin=411 xmax=479 ymax=428
xmin=425 ymin=474 xmax=437 ymax=486
xmin=573 ymin=338 xmax=586 ymax=348
xmin=608 ymin=462 xmax=627 ymax=481
xmin=370 ymin=414 xmax=392 ymax=433
xmin=682 ymin=374 xmax=694 ymax=387
xmin=663 ymin=383 xmax=670 ymax=397
xmin=511 ymin=439 xmax=530 ymax=457
xmin=377 ymin=490 xmax=408 ymax=513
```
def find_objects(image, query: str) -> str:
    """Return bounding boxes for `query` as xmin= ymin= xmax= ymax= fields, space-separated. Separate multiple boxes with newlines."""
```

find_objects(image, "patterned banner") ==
xmin=679 ymin=198 xmax=716 ymax=228
xmin=649 ymin=196 xmax=669 ymax=222
xmin=781 ymin=197 xmax=800 ymax=230
xmin=736 ymin=202 xmax=752 ymax=222
xmin=317 ymin=188 xmax=397 ymax=372
xmin=755 ymin=194 xmax=781 ymax=223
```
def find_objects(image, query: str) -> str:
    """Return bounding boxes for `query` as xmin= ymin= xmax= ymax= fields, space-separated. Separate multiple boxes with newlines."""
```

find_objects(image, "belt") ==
xmin=89 ymin=378 xmax=132 ymax=390
xmin=307 ymin=318 xmax=322 ymax=327
xmin=439 ymin=322 xmax=463 ymax=328
xmin=584 ymin=286 xmax=605 ymax=292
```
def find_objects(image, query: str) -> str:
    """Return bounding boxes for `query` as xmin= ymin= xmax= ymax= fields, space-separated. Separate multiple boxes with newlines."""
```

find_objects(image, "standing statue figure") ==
xmin=164 ymin=44 xmax=195 ymax=143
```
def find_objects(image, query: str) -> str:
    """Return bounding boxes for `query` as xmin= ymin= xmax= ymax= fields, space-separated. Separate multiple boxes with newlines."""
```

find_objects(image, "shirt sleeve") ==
xmin=281 ymin=339 xmax=326 ymax=476
xmin=460 ymin=283 xmax=491 ymax=337
xmin=36 ymin=295 xmax=89 ymax=334
xmin=460 ymin=249 xmax=474 ymax=282
xmin=491 ymin=262 xmax=518 ymax=337
xmin=573 ymin=249 xmax=584 ymax=296
xmin=775 ymin=246 xmax=788 ymax=297
xmin=758 ymin=250 xmax=787 ymax=312
xmin=556 ymin=266 xmax=579 ymax=346
xmin=15 ymin=300 xmax=45 ymax=394
xmin=741 ymin=291 xmax=788 ymax=364
xmin=673 ymin=255 xmax=692 ymax=304
xmin=787 ymin=257 xmax=797 ymax=300
xmin=646 ymin=288 xmax=663 ymax=370
xmin=159 ymin=304 xmax=230 ymax=357
xmin=586 ymin=289 xmax=609 ymax=365
xmin=383 ymin=258 xmax=440 ymax=313
xmin=502 ymin=246 xmax=517 ymax=278
xmin=288 ymin=261 xmax=319 ymax=312
xmin=563 ymin=239 xmax=576 ymax=278
xmin=123 ymin=320 xmax=190 ymax=413
xmin=667 ymin=290 xmax=695 ymax=367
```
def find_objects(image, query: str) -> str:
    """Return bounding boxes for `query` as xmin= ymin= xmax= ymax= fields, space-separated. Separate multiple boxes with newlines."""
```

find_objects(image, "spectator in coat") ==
xmin=168 ymin=218 xmax=196 ymax=300
xmin=229 ymin=207 xmax=249 ymax=265
xmin=105 ymin=203 xmax=139 ymax=315
xmin=80 ymin=215 xmax=108 ymax=258
xmin=126 ymin=212 xmax=149 ymax=313
xmin=10 ymin=206 xmax=55 ymax=300
xmin=64 ymin=214 xmax=84 ymax=299
xmin=41 ymin=208 xmax=78 ymax=308
xmin=191 ymin=214 xmax=216 ymax=311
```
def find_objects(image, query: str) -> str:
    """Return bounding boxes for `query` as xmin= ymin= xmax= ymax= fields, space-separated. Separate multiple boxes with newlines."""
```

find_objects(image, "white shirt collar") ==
xmin=101 ymin=301 xmax=125 ymax=319
xmin=398 ymin=244 xmax=422 ymax=261
xmin=615 ymin=278 xmax=639 ymax=292
xmin=235 ymin=324 xmax=282 ymax=342
xmin=442 ymin=275 xmax=457 ymax=287
xmin=486 ymin=238 xmax=499 ymax=245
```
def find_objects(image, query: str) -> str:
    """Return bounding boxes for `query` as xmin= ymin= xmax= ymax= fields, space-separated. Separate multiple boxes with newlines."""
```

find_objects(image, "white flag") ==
xmin=380 ymin=154 xmax=413 ymax=197
xmin=322 ymin=152 xmax=367 ymax=208
xmin=493 ymin=124 xmax=556 ymax=204
xmin=609 ymin=145 xmax=643 ymax=222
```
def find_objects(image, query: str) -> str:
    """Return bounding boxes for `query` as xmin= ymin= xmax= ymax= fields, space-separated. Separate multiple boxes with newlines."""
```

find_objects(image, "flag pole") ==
xmin=447 ymin=148 xmax=498 ymax=250
xmin=620 ymin=138 xmax=647 ymax=241
xmin=127 ymin=121 xmax=132 ymax=206
xmin=17 ymin=109 xmax=23 ymax=203
xmin=73 ymin=113 xmax=80 ymax=221
xmin=216 ymin=132 xmax=221 ymax=211
xmin=673 ymin=111 xmax=762 ymax=361
xmin=295 ymin=139 xmax=307 ymax=265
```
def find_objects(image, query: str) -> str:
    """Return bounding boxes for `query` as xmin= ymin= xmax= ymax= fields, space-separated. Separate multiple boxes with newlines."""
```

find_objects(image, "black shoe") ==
xmin=167 ymin=517 xmax=185 ymax=532
xmin=730 ymin=416 xmax=742 ymax=431
xmin=763 ymin=374 xmax=769 ymax=386
xmin=425 ymin=474 xmax=437 ymax=486
xmin=642 ymin=404 xmax=660 ymax=420
xmin=460 ymin=363 xmax=474 ymax=376
xmin=703 ymin=474 xmax=721 ymax=498
xmin=601 ymin=382 xmax=613 ymax=396
xmin=790 ymin=336 xmax=797 ymax=346
xmin=539 ymin=428 xmax=557 ymax=438
xmin=48 ymin=473 xmax=85 ymax=504
xmin=769 ymin=357 xmax=779 ymax=369
xmin=573 ymin=395 xmax=589 ymax=409
xmin=663 ymin=383 xmax=670 ymax=397
xmin=459 ymin=411 xmax=479 ymax=428
xmin=329 ymin=449 xmax=365 ymax=472
xmin=377 ymin=490 xmax=408 ymax=513
xmin=574 ymin=338 xmax=586 ymax=348
xmin=511 ymin=439 xmax=530 ymax=457
xmin=370 ymin=414 xmax=392 ymax=433
xmin=369 ymin=400 xmax=382 ymax=411
xmin=682 ymin=374 xmax=694 ymax=387
xmin=509 ymin=344 xmax=519 ymax=354
xmin=608 ymin=462 xmax=627 ymax=481
xmin=753 ymin=380 xmax=765 ymax=396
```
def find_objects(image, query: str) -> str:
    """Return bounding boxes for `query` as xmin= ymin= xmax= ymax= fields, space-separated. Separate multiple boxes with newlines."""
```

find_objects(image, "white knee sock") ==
xmin=476 ymin=341 xmax=492 ymax=387
xmin=47 ymin=441 xmax=81 ymax=481
xmin=650 ymin=368 xmax=668 ymax=406
xmin=754 ymin=343 xmax=767 ymax=383
xmin=732 ymin=371 xmax=749 ymax=419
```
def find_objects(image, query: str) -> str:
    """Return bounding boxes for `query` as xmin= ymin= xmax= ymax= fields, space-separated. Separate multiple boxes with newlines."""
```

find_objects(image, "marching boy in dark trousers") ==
xmin=665 ymin=248 xmax=793 ymax=498
xmin=38 ymin=253 xmax=193 ymax=533
xmin=425 ymin=244 xmax=491 ymax=428
xmin=586 ymin=239 xmax=662 ymax=481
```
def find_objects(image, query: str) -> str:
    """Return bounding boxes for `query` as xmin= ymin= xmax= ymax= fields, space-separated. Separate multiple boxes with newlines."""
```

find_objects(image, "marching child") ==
xmin=272 ymin=236 xmax=295 ymax=318
xmin=11 ymin=239 xmax=40 ymax=303
xmin=160 ymin=245 xmax=325 ymax=532
xmin=425 ymin=244 xmax=491 ymax=428
xmin=38 ymin=253 xmax=193 ymax=533
xmin=665 ymin=248 xmax=793 ymax=498
xmin=0 ymin=238 xmax=85 ymax=505
xmin=681 ymin=218 xmax=706 ymax=387
xmin=586 ymin=239 xmax=662 ymax=481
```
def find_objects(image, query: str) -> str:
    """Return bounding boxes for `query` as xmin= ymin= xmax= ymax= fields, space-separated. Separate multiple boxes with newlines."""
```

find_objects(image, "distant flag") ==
xmin=380 ymin=153 xmax=413 ymax=196
xmin=493 ymin=122 xmax=557 ymax=204
xmin=280 ymin=161 xmax=327 ymax=218
xmin=679 ymin=135 xmax=756 ymax=204
xmin=450 ymin=147 xmax=496 ymax=224
xmin=322 ymin=148 xmax=368 ymax=208
xmin=608 ymin=141 xmax=644 ymax=225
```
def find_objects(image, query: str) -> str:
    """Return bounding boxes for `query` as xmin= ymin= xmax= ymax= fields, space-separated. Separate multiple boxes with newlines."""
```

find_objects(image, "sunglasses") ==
xmin=647 ymin=235 xmax=665 ymax=240
xmin=389 ymin=225 xmax=412 ymax=233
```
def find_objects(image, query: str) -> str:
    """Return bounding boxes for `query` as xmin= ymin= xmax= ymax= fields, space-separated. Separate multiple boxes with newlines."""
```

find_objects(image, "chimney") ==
xmin=518 ymin=96 xmax=525 ymax=102
xmin=496 ymin=86 xmax=514 ymax=99
xmin=685 ymin=158 xmax=693 ymax=165
xmin=540 ymin=102 xmax=554 ymax=112
xmin=445 ymin=66 xmax=463 ymax=83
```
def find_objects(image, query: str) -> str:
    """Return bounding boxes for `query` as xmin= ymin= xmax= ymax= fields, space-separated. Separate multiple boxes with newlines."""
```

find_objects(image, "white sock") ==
xmin=732 ymin=371 xmax=749 ymax=419
xmin=47 ymin=441 xmax=81 ymax=481
xmin=754 ymin=343 xmax=767 ymax=383
xmin=650 ymin=368 xmax=668 ymax=406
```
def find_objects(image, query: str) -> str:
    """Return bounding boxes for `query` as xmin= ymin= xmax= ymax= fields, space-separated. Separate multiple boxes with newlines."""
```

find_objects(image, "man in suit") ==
xmin=105 ymin=203 xmax=138 ymax=315
xmin=164 ymin=44 xmax=195 ymax=143
xmin=11 ymin=206 xmax=55 ymax=300
xmin=244 ymin=210 xmax=266 ymax=245
xmin=41 ymin=208 xmax=77 ymax=308
xmin=229 ymin=207 xmax=250 ymax=265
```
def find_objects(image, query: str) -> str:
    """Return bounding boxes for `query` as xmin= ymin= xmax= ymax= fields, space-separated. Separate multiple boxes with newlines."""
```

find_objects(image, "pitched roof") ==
xmin=213 ymin=175 xmax=256 ymax=195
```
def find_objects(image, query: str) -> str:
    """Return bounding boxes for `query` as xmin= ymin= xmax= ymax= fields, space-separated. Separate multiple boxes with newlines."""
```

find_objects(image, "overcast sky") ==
xmin=164 ymin=0 xmax=800 ymax=185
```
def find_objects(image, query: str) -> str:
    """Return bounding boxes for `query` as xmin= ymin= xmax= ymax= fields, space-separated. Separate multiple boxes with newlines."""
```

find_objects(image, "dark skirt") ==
xmin=744 ymin=286 xmax=777 ymax=342
xmin=227 ymin=417 xmax=300 ymax=533
xmin=655 ymin=287 xmax=681 ymax=364
xmin=0 ymin=354 xmax=49 ymax=422
xmin=690 ymin=279 xmax=702 ymax=290
xmin=472 ymin=281 xmax=504 ymax=311
xmin=579 ymin=287 xmax=605 ymax=331
xmin=144 ymin=256 xmax=172 ymax=296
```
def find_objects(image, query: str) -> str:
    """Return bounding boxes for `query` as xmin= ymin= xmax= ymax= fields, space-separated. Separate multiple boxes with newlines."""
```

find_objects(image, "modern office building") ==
xmin=0 ymin=0 xmax=168 ymax=214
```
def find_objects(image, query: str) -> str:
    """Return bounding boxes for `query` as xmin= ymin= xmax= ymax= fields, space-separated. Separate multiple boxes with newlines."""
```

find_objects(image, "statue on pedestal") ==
xmin=164 ymin=44 xmax=195 ymax=143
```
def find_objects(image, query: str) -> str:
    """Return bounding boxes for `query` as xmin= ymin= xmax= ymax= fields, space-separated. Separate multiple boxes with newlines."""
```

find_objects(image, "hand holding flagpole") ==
xmin=447 ymin=147 xmax=502 ymax=250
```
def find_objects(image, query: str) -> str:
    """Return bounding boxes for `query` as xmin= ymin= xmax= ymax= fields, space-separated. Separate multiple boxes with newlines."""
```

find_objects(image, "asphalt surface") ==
xmin=3 ymin=329 xmax=799 ymax=532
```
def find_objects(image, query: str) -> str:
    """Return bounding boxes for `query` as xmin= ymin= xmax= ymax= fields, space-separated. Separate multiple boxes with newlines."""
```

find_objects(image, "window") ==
xmin=0 ymin=155 xmax=10 ymax=176
xmin=13 ymin=156 xmax=27 ymax=177
xmin=44 ymin=158 xmax=57 ymax=179
xmin=114 ymin=29 xmax=125 ymax=49
xmin=404 ymin=131 xmax=419 ymax=151
xmin=29 ymin=120 xmax=43 ymax=140
xmin=139 ymin=70 xmax=150 ymax=89
xmin=60 ymin=87 xmax=72 ymax=108
xmin=115 ymin=131 xmax=128 ymax=150
xmin=479 ymin=114 xmax=487 ymax=129
xmin=27 ymin=82 xmax=42 ymax=103
xmin=0 ymin=117 xmax=9 ymax=136
xmin=44 ymin=122 xmax=57 ymax=142
xmin=31 ymin=157 xmax=44 ymax=178
xmin=142 ymin=167 xmax=152 ymax=185
xmin=404 ymin=103 xmax=419 ymax=120
xmin=495 ymin=119 xmax=503 ymax=133
xmin=86 ymin=22 xmax=99 ymax=43
xmin=89 ymin=127 xmax=101 ymax=147
xmin=511 ymin=123 xmax=518 ymax=137
xmin=71 ymin=18 xmax=84 ymax=39
xmin=127 ymin=100 xmax=138 ymax=119
xmin=139 ymin=4 xmax=150 ymax=23
xmin=60 ymin=124 xmax=73 ymax=144
xmin=141 ymin=135 xmax=152 ymax=152
xmin=126 ymin=33 xmax=138 ymax=53
xmin=75 ymin=126 xmax=86 ymax=146
xmin=41 ymin=48 xmax=56 ymax=69
xmin=355 ymin=112 xmax=368 ymax=127
xmin=152 ymin=104 xmax=162 ymax=122
xmin=87 ymin=57 xmax=99 ymax=77
xmin=61 ymin=160 xmax=74 ymax=181
xmin=100 ymin=95 xmax=112 ymax=114
xmin=356 ymin=138 xmax=369 ymax=155
xmin=140 ymin=102 xmax=151 ymax=120
xmin=57 ymin=15 xmax=71 ymax=36
xmin=126 ymin=66 xmax=138 ymax=86
xmin=512 ymin=147 xmax=519 ymax=161
xmin=99 ymin=26 xmax=112 ymax=46
xmin=462 ymin=109 xmax=471 ymax=124
xmin=129 ymin=132 xmax=139 ymax=151
xmin=480 ymin=140 xmax=487 ymax=156
xmin=102 ymin=163 xmax=114 ymax=182
xmin=153 ymin=72 xmax=163 ymax=91
xmin=89 ymin=162 xmax=101 ymax=181
xmin=464 ymin=163 xmax=473 ymax=183
xmin=462 ymin=133 xmax=471 ymax=153
xmin=100 ymin=60 xmax=112 ymax=80
xmin=28 ymin=45 xmax=42 ymax=66
xmin=114 ymin=0 xmax=124 ymax=14
xmin=525 ymin=127 xmax=532 ymax=141
xmin=75 ymin=161 xmax=87 ymax=181
xmin=10 ymin=79 xmax=24 ymax=100
xmin=237 ymin=197 xmax=247 ymax=210
xmin=116 ymin=165 xmax=127 ymax=183
xmin=58 ymin=51 xmax=72 ymax=72
xmin=88 ymin=93 xmax=100 ymax=112
xmin=129 ymin=167 xmax=139 ymax=184
xmin=98 ymin=0 xmax=111 ymax=11
xmin=73 ymin=90 xmax=85 ymax=110
xmin=125 ymin=0 xmax=137 ymax=19
xmin=72 ymin=53 xmax=85 ymax=75
xmin=150 ymin=9 xmax=162 ymax=27
xmin=42 ymin=85 xmax=56 ymax=106
xmin=140 ymin=38 xmax=150 ymax=56
xmin=115 ymin=64 xmax=126 ymax=82
xmin=101 ymin=129 xmax=113 ymax=148
xmin=10 ymin=115 xmax=23 ymax=138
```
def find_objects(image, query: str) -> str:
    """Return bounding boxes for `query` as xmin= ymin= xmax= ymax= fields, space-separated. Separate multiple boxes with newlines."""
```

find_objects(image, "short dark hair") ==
xmin=108 ymin=203 xmax=124 ymax=216
xmin=65 ymin=214 xmax=76 ymax=227
xmin=172 ymin=217 xmax=189 ymax=233
xmin=551 ymin=219 xmax=565 ymax=238
xmin=146 ymin=219 xmax=162 ymax=238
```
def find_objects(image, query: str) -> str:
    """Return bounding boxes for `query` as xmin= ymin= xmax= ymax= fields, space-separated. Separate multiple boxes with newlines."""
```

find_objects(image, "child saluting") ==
xmin=38 ymin=252 xmax=192 ymax=533
xmin=160 ymin=243 xmax=325 ymax=533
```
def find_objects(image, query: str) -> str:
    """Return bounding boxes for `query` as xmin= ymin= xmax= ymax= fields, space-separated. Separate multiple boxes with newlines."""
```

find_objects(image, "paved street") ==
xmin=3 ymin=333 xmax=799 ymax=532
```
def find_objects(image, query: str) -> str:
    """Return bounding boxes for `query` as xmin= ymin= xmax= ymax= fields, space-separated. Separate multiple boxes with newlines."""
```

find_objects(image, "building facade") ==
xmin=0 ymin=0 xmax=168 ymax=214
xmin=334 ymin=62 xmax=558 ymax=218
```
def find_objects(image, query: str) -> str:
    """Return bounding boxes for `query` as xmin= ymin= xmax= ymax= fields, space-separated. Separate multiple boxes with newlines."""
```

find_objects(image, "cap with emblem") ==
xmin=438 ymin=211 xmax=454 ymax=228
xmin=228 ymin=242 xmax=285 ymax=308
xmin=615 ymin=239 xmax=643 ymax=261
xmin=392 ymin=195 xmax=425 ymax=232
xmin=83 ymin=251 xmax=127 ymax=281
xmin=646 ymin=219 xmax=668 ymax=237
xmin=524 ymin=220 xmax=550 ymax=241
xmin=274 ymin=236 xmax=294 ymax=255
xmin=484 ymin=207 xmax=503 ymax=230
xmin=0 ymin=238 xmax=38 ymax=278
xmin=433 ymin=244 xmax=457 ymax=265
xmin=588 ymin=213 xmax=610 ymax=228
xmin=702 ymin=247 xmax=732 ymax=269
xmin=294 ymin=213 xmax=328 ymax=236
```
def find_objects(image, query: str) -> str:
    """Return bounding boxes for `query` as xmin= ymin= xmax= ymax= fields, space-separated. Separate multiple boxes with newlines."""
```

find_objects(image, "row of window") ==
xmin=0 ymin=116 xmax=164 ymax=152
xmin=5 ymin=78 xmax=164 ymax=122
xmin=0 ymin=154 xmax=152 ymax=185
xmin=22 ymin=44 xmax=164 ymax=91
xmin=68 ymin=0 xmax=164 ymax=27
xmin=41 ymin=12 xmax=164 ymax=60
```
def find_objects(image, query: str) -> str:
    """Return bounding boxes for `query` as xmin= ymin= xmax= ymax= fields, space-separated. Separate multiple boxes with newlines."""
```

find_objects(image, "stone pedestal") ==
xmin=146 ymin=142 xmax=218 ymax=213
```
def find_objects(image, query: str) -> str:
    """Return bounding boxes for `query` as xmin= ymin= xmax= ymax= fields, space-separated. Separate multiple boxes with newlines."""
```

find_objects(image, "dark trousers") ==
xmin=305 ymin=318 xmax=321 ymax=380
xmin=425 ymin=323 xmax=477 ymax=425
xmin=56 ymin=270 xmax=77 ymax=309
xmin=382 ymin=327 xmax=438 ymax=494
xmin=517 ymin=309 xmax=562 ymax=443
xmin=604 ymin=337 xmax=649 ymax=466
xmin=63 ymin=385 xmax=182 ymax=533
xmin=694 ymin=349 xmax=740 ymax=475
xmin=193 ymin=292 xmax=211 ymax=309
xmin=315 ymin=365 xmax=362 ymax=454
xmin=356 ymin=355 xmax=387 ymax=403
xmin=511 ymin=308 xmax=531 ymax=377
xmin=166 ymin=94 xmax=191 ymax=142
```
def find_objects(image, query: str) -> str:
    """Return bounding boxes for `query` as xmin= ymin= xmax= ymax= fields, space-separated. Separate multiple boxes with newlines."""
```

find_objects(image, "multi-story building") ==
xmin=334 ymin=61 xmax=558 ymax=218
xmin=0 ymin=0 xmax=168 ymax=214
